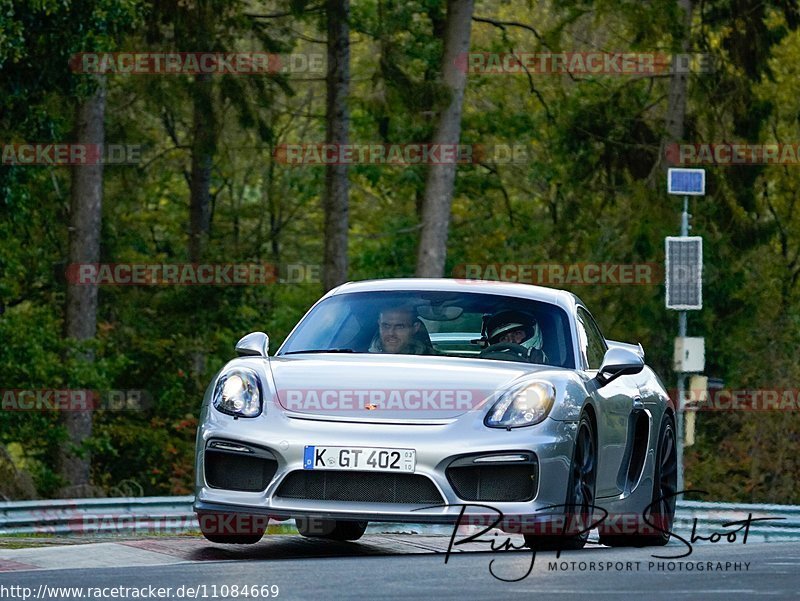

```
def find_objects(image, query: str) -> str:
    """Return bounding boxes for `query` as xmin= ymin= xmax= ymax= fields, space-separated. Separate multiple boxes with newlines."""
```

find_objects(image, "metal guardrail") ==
xmin=673 ymin=500 xmax=800 ymax=542
xmin=1 ymin=497 xmax=799 ymax=540
xmin=0 ymin=496 xmax=195 ymax=536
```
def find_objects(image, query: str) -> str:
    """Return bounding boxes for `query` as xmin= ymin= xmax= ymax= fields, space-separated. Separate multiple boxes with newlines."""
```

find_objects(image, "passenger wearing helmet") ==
xmin=480 ymin=310 xmax=548 ymax=364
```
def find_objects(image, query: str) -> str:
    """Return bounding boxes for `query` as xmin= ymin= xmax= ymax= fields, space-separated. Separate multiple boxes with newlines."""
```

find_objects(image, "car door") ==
xmin=576 ymin=307 xmax=638 ymax=498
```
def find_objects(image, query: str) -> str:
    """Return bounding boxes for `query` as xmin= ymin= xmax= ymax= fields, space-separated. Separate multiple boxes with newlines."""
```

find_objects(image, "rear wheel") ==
xmin=197 ymin=512 xmax=266 ymax=545
xmin=599 ymin=413 xmax=677 ymax=547
xmin=525 ymin=414 xmax=596 ymax=551
xmin=295 ymin=518 xmax=368 ymax=541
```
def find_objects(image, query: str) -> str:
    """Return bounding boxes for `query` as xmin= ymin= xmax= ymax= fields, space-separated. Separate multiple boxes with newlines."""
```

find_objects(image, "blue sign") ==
xmin=668 ymin=168 xmax=705 ymax=196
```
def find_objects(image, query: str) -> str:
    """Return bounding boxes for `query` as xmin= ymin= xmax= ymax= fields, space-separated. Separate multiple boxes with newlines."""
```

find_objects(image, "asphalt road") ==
xmin=1 ymin=535 xmax=798 ymax=600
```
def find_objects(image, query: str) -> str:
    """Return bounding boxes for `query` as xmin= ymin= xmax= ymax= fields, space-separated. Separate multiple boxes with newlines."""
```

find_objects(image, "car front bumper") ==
xmin=194 ymin=402 xmax=578 ymax=530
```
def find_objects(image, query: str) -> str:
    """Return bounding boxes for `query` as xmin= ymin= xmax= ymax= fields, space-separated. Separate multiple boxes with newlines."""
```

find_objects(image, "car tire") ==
xmin=599 ymin=413 xmax=677 ymax=547
xmin=197 ymin=512 xmax=266 ymax=545
xmin=295 ymin=518 xmax=368 ymax=541
xmin=525 ymin=413 xmax=596 ymax=551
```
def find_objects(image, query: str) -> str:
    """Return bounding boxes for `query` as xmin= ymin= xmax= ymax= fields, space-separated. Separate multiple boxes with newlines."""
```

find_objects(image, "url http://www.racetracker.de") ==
xmin=0 ymin=584 xmax=281 ymax=599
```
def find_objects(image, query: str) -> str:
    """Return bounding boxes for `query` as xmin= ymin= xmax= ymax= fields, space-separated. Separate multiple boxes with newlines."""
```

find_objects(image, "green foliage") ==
xmin=1 ymin=0 xmax=800 ymax=502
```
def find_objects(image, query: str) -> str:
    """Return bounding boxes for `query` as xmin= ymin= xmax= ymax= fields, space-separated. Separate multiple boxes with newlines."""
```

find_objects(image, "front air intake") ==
xmin=204 ymin=440 xmax=278 ymax=492
xmin=446 ymin=453 xmax=538 ymax=502
xmin=275 ymin=471 xmax=443 ymax=504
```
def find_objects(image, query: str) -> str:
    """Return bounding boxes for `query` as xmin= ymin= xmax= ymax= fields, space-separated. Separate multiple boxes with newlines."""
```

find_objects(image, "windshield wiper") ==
xmin=283 ymin=348 xmax=356 ymax=355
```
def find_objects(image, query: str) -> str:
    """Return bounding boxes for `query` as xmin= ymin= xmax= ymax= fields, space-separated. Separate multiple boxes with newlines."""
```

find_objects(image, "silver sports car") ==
xmin=193 ymin=279 xmax=677 ymax=550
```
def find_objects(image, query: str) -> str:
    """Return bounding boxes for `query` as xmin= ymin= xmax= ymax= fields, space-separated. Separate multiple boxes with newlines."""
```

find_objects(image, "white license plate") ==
xmin=303 ymin=446 xmax=415 ymax=472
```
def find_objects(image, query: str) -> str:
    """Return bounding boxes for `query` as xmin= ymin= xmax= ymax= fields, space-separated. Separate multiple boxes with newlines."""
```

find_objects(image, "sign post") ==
xmin=666 ymin=168 xmax=705 ymax=492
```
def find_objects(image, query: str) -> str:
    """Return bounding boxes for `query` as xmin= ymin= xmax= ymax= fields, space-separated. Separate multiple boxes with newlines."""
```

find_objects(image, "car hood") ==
xmin=268 ymin=353 xmax=547 ymax=420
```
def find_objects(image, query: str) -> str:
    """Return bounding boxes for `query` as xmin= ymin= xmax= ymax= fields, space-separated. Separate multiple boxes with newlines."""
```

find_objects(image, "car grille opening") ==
xmin=275 ymin=471 xmax=443 ymax=504
xmin=447 ymin=459 xmax=538 ymax=502
xmin=205 ymin=448 xmax=278 ymax=492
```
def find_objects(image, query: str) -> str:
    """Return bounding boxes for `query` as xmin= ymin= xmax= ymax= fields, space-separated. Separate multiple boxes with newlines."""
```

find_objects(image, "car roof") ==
xmin=327 ymin=278 xmax=582 ymax=313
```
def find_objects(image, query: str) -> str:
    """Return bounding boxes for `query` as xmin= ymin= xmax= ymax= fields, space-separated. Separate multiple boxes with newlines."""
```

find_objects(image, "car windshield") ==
xmin=278 ymin=290 xmax=575 ymax=368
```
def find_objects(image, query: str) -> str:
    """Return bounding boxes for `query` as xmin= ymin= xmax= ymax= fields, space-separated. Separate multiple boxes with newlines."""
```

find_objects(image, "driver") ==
xmin=484 ymin=310 xmax=548 ymax=363
xmin=368 ymin=305 xmax=436 ymax=355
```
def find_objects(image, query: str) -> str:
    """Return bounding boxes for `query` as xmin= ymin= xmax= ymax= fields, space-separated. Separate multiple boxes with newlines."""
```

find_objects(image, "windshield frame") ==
xmin=276 ymin=289 xmax=577 ymax=368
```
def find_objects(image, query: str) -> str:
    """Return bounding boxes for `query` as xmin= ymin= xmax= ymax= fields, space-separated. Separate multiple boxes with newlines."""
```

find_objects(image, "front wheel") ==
xmin=525 ymin=414 xmax=596 ymax=551
xmin=295 ymin=518 xmax=367 ymax=541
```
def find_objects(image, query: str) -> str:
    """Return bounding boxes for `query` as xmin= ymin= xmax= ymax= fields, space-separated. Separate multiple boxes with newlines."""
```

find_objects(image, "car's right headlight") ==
xmin=485 ymin=381 xmax=556 ymax=428
xmin=212 ymin=369 xmax=263 ymax=418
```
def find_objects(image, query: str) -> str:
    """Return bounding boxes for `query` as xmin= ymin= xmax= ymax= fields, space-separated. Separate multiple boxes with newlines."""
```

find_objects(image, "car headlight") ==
xmin=212 ymin=369 xmax=262 ymax=418
xmin=485 ymin=381 xmax=556 ymax=428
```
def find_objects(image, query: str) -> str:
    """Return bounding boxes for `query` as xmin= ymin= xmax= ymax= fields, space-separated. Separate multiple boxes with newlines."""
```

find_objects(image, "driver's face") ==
xmin=498 ymin=327 xmax=527 ymax=344
xmin=378 ymin=309 xmax=419 ymax=353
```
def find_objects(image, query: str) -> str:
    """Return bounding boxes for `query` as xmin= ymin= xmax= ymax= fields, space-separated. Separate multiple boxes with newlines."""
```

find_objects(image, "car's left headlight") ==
xmin=485 ymin=381 xmax=556 ymax=428
xmin=212 ymin=369 xmax=262 ymax=418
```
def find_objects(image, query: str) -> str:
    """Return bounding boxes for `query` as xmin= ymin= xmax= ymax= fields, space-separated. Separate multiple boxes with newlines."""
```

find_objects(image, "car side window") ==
xmin=577 ymin=307 xmax=607 ymax=370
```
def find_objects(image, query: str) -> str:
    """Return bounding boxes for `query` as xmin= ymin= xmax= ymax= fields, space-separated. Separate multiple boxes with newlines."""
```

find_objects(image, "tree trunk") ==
xmin=657 ymin=0 xmax=693 ymax=171
xmin=322 ymin=0 xmax=350 ymax=291
xmin=666 ymin=0 xmax=693 ymax=140
xmin=61 ymin=77 xmax=106 ymax=493
xmin=188 ymin=72 xmax=215 ymax=262
xmin=415 ymin=0 xmax=474 ymax=278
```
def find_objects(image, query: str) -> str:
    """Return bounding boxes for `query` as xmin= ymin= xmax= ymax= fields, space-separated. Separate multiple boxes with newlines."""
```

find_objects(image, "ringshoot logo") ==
xmin=453 ymin=263 xmax=663 ymax=286
xmin=65 ymin=263 xmax=320 ymax=286
xmin=274 ymin=143 xmax=531 ymax=165
xmin=667 ymin=143 xmax=800 ymax=166
xmin=458 ymin=52 xmax=712 ymax=75
xmin=675 ymin=388 xmax=800 ymax=412
xmin=70 ymin=52 xmax=326 ymax=75
xmin=278 ymin=388 xmax=492 ymax=412
xmin=1 ymin=144 xmax=142 ymax=165
xmin=0 ymin=389 xmax=150 ymax=411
